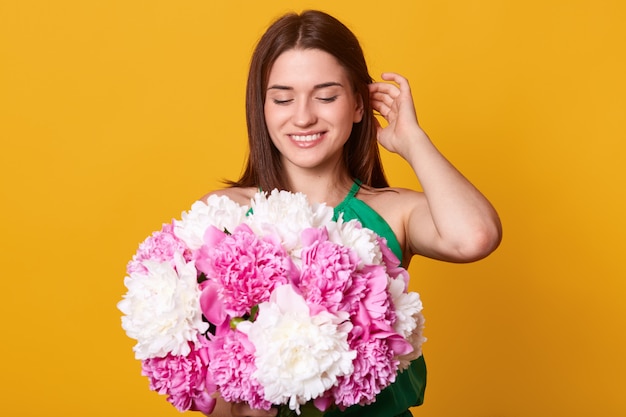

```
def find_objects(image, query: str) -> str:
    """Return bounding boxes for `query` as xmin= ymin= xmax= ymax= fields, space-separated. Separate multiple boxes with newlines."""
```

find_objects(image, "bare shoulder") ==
xmin=358 ymin=186 xmax=426 ymax=218
xmin=199 ymin=187 xmax=257 ymax=206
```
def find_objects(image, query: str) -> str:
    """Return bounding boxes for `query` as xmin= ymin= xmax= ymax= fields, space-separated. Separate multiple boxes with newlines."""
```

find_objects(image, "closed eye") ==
xmin=317 ymin=96 xmax=338 ymax=103
xmin=272 ymin=98 xmax=293 ymax=105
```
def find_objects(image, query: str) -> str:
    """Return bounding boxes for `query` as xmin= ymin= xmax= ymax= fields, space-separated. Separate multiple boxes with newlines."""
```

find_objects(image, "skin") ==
xmin=263 ymin=48 xmax=363 ymax=197
xmin=205 ymin=48 xmax=502 ymax=417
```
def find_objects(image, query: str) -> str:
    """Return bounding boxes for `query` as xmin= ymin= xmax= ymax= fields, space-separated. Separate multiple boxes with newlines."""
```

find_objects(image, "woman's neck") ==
xmin=282 ymin=166 xmax=353 ymax=207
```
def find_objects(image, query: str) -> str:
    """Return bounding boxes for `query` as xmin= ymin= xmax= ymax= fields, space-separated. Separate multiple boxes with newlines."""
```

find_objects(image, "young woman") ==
xmin=205 ymin=10 xmax=502 ymax=417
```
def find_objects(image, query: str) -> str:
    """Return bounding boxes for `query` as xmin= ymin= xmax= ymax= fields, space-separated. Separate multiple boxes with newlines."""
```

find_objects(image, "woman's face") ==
xmin=264 ymin=48 xmax=363 ymax=173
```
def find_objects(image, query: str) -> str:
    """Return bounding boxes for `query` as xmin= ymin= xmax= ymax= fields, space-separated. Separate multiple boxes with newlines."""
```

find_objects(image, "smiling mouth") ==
xmin=290 ymin=133 xmax=323 ymax=143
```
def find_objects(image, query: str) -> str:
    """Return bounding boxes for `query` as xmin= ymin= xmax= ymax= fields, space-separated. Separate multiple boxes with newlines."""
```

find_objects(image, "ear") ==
xmin=353 ymin=94 xmax=364 ymax=123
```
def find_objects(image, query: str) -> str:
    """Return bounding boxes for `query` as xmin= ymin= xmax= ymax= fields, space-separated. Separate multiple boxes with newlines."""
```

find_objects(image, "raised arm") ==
xmin=369 ymin=72 xmax=501 ymax=262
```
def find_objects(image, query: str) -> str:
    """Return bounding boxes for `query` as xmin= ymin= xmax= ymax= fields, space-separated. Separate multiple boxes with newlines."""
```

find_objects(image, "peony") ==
xmin=332 ymin=337 xmax=398 ymax=408
xmin=378 ymin=236 xmax=409 ymax=285
xmin=352 ymin=264 xmax=396 ymax=330
xmin=388 ymin=278 xmax=423 ymax=338
xmin=247 ymin=190 xmax=334 ymax=254
xmin=118 ymin=254 xmax=209 ymax=359
xmin=126 ymin=223 xmax=188 ymax=275
xmin=326 ymin=217 xmax=383 ymax=267
xmin=141 ymin=341 xmax=216 ymax=414
xmin=387 ymin=277 xmax=426 ymax=371
xmin=207 ymin=329 xmax=271 ymax=410
xmin=174 ymin=194 xmax=249 ymax=250
xmin=396 ymin=313 xmax=426 ymax=371
xmin=298 ymin=227 xmax=360 ymax=314
xmin=196 ymin=224 xmax=297 ymax=317
xmin=238 ymin=285 xmax=356 ymax=413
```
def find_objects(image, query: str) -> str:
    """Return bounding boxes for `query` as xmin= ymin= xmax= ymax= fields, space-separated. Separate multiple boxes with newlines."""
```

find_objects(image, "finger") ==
xmin=370 ymin=84 xmax=400 ymax=113
xmin=380 ymin=72 xmax=413 ymax=96
xmin=370 ymin=91 xmax=395 ymax=109
xmin=369 ymin=81 xmax=401 ymax=98
xmin=371 ymin=104 xmax=389 ymax=119
xmin=380 ymin=72 xmax=408 ymax=86
xmin=370 ymin=96 xmax=393 ymax=119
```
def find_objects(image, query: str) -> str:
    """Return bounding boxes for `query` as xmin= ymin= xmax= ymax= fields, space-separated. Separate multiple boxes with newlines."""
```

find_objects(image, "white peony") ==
xmin=388 ymin=277 xmax=426 ymax=370
xmin=388 ymin=278 xmax=422 ymax=337
xmin=117 ymin=254 xmax=209 ymax=360
xmin=174 ymin=194 xmax=249 ymax=250
xmin=326 ymin=216 xmax=383 ymax=267
xmin=238 ymin=285 xmax=355 ymax=413
xmin=247 ymin=190 xmax=334 ymax=253
xmin=397 ymin=312 xmax=427 ymax=371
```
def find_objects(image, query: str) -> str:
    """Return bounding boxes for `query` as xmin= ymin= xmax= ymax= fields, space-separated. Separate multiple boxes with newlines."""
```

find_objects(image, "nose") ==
xmin=293 ymin=99 xmax=317 ymax=127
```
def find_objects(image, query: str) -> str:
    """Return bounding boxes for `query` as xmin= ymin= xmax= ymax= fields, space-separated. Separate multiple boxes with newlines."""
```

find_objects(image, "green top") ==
xmin=326 ymin=181 xmax=427 ymax=417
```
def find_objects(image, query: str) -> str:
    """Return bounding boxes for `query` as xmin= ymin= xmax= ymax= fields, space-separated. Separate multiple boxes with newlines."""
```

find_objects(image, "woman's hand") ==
xmin=369 ymin=72 xmax=427 ymax=159
xmin=206 ymin=397 xmax=277 ymax=417
xmin=230 ymin=403 xmax=277 ymax=417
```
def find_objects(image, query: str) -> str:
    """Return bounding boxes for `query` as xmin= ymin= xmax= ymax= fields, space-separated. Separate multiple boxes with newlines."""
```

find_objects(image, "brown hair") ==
xmin=229 ymin=10 xmax=388 ymax=190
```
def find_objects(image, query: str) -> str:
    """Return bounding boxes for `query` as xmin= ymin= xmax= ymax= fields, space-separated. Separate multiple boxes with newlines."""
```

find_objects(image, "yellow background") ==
xmin=1 ymin=0 xmax=624 ymax=416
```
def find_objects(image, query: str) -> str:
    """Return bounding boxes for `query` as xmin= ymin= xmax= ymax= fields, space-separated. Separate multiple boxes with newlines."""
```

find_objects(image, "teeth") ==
xmin=291 ymin=133 xmax=322 ymax=142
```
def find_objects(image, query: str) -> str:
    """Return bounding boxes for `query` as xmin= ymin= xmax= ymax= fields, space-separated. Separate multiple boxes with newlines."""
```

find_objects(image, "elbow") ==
xmin=454 ymin=222 xmax=502 ymax=263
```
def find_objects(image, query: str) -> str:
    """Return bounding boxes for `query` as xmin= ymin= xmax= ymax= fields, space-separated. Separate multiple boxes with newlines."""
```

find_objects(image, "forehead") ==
xmin=267 ymin=48 xmax=350 ymax=86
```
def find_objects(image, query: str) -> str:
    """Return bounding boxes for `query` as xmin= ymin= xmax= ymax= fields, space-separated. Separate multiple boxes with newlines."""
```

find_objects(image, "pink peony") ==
xmin=340 ymin=264 xmax=393 ymax=334
xmin=127 ymin=223 xmax=189 ymax=275
xmin=355 ymin=265 xmax=396 ymax=334
xmin=347 ymin=266 xmax=414 ymax=357
xmin=208 ymin=330 xmax=272 ymax=411
xmin=331 ymin=336 xmax=399 ymax=408
xmin=378 ymin=236 xmax=409 ymax=287
xmin=298 ymin=228 xmax=360 ymax=314
xmin=141 ymin=341 xmax=216 ymax=414
xmin=195 ymin=224 xmax=297 ymax=317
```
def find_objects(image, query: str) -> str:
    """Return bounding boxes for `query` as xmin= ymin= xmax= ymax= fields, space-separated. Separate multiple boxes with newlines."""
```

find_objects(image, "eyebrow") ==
xmin=267 ymin=81 xmax=344 ymax=91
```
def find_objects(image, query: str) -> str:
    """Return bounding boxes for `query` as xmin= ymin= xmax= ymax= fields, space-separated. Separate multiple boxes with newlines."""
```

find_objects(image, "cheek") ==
xmin=331 ymin=106 xmax=358 ymax=130
xmin=264 ymin=105 xmax=287 ymax=129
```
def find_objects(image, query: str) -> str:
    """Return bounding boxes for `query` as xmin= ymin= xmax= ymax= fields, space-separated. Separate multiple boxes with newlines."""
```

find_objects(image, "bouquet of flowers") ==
xmin=118 ymin=190 xmax=426 ymax=415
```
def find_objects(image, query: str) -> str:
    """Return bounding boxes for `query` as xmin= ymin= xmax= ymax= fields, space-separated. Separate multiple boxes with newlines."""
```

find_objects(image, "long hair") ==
xmin=229 ymin=10 xmax=388 ymax=190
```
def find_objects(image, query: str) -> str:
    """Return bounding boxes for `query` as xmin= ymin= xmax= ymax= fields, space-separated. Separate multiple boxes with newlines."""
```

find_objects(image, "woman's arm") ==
xmin=369 ymin=72 xmax=502 ymax=262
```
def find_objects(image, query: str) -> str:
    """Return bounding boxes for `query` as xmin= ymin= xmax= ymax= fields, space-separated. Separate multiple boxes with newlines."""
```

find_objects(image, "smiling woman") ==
xmin=263 ymin=49 xmax=364 ymax=179
xmin=202 ymin=9 xmax=501 ymax=417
